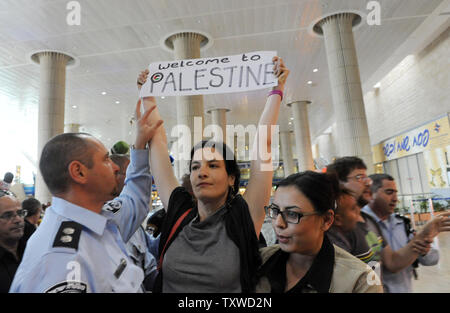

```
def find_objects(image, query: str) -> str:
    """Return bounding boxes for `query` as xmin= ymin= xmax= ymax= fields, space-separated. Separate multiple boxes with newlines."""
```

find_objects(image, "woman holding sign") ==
xmin=137 ymin=56 xmax=289 ymax=293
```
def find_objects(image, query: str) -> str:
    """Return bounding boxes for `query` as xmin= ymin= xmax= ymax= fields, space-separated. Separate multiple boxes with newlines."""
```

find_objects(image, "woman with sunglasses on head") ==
xmin=256 ymin=171 xmax=383 ymax=293
xmin=136 ymin=57 xmax=289 ymax=293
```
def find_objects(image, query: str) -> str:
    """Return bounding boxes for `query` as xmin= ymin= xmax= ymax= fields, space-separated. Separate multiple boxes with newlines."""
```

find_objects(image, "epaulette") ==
xmin=395 ymin=213 xmax=411 ymax=223
xmin=52 ymin=221 xmax=83 ymax=251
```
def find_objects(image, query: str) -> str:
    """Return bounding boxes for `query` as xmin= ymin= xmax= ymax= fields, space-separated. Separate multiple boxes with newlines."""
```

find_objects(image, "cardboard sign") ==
xmin=139 ymin=51 xmax=277 ymax=97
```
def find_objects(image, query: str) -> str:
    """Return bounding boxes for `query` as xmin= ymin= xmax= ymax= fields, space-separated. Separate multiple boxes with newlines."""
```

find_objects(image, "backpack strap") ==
xmin=157 ymin=208 xmax=192 ymax=270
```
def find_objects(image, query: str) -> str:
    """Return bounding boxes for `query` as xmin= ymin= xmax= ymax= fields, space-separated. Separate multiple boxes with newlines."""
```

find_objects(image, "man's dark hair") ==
xmin=327 ymin=156 xmax=367 ymax=182
xmin=3 ymin=172 xmax=14 ymax=184
xmin=369 ymin=174 xmax=394 ymax=193
xmin=22 ymin=198 xmax=42 ymax=217
xmin=39 ymin=133 xmax=96 ymax=195
xmin=110 ymin=154 xmax=130 ymax=173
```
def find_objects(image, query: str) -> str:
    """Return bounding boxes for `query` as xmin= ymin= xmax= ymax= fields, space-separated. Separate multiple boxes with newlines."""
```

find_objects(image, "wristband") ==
xmin=268 ymin=89 xmax=283 ymax=101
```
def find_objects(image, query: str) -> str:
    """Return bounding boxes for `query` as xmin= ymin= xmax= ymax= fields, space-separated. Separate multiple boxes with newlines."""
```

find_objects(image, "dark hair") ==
xmin=3 ymin=172 xmax=14 ymax=184
xmin=181 ymin=174 xmax=194 ymax=197
xmin=110 ymin=154 xmax=130 ymax=172
xmin=39 ymin=133 xmax=95 ymax=195
xmin=189 ymin=140 xmax=240 ymax=196
xmin=369 ymin=174 xmax=394 ymax=193
xmin=276 ymin=171 xmax=340 ymax=214
xmin=22 ymin=198 xmax=42 ymax=217
xmin=327 ymin=156 xmax=367 ymax=182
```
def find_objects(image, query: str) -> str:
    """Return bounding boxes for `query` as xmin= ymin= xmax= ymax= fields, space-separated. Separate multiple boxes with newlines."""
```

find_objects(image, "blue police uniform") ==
xmin=362 ymin=205 xmax=439 ymax=293
xmin=126 ymin=226 xmax=158 ymax=291
xmin=10 ymin=149 xmax=152 ymax=293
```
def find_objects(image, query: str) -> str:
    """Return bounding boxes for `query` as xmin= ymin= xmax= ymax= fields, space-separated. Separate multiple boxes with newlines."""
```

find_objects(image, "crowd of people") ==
xmin=1 ymin=57 xmax=450 ymax=293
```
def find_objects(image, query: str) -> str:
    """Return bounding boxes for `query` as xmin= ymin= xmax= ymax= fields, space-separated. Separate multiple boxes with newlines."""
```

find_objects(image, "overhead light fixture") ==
xmin=161 ymin=96 xmax=165 ymax=99
xmin=289 ymin=122 xmax=292 ymax=125
xmin=101 ymin=91 xmax=107 ymax=95
xmin=374 ymin=82 xmax=381 ymax=89
xmin=115 ymin=101 xmax=120 ymax=104
xmin=72 ymin=105 xmax=77 ymax=109
xmin=313 ymin=68 xmax=318 ymax=73
xmin=290 ymin=117 xmax=294 ymax=121
xmin=307 ymin=81 xmax=313 ymax=85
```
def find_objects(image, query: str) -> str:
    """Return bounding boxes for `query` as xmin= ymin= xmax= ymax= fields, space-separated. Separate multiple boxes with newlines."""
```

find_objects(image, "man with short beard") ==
xmin=327 ymin=157 xmax=450 ymax=291
xmin=0 ymin=192 xmax=27 ymax=293
xmin=10 ymin=101 xmax=163 ymax=293
xmin=362 ymin=174 xmax=439 ymax=292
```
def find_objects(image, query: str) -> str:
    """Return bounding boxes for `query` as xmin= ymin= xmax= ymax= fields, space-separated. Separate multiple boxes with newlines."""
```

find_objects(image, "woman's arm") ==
xmin=243 ymin=57 xmax=289 ymax=236
xmin=137 ymin=70 xmax=180 ymax=210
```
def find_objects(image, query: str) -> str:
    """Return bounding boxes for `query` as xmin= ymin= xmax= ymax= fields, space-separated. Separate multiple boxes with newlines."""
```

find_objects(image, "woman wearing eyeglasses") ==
xmin=256 ymin=171 xmax=383 ymax=293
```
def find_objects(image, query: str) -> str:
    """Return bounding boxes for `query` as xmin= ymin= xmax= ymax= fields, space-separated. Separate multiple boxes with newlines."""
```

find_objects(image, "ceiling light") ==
xmin=101 ymin=91 xmax=107 ymax=95
xmin=313 ymin=68 xmax=318 ymax=73
xmin=289 ymin=122 xmax=292 ymax=125
xmin=72 ymin=105 xmax=77 ymax=109
xmin=161 ymin=96 xmax=165 ymax=99
xmin=115 ymin=101 xmax=120 ymax=104
xmin=374 ymin=82 xmax=381 ymax=89
xmin=307 ymin=81 xmax=313 ymax=85
xmin=290 ymin=117 xmax=294 ymax=121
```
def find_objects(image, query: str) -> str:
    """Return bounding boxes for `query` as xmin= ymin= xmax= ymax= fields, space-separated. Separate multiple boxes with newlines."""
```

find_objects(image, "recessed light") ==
xmin=115 ymin=101 xmax=120 ymax=104
xmin=72 ymin=105 xmax=77 ymax=109
xmin=101 ymin=91 xmax=107 ymax=95
xmin=307 ymin=81 xmax=313 ymax=85
xmin=161 ymin=96 xmax=165 ymax=99
xmin=313 ymin=68 xmax=318 ymax=73
xmin=290 ymin=117 xmax=294 ymax=121
xmin=289 ymin=122 xmax=292 ymax=125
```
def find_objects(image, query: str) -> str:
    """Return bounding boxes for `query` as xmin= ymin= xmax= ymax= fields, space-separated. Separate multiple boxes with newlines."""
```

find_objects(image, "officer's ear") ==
xmin=68 ymin=160 xmax=89 ymax=185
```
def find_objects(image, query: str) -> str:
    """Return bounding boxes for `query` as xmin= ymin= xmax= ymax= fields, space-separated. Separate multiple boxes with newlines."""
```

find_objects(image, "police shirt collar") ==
xmin=361 ymin=205 xmax=383 ymax=223
xmin=51 ymin=197 xmax=107 ymax=236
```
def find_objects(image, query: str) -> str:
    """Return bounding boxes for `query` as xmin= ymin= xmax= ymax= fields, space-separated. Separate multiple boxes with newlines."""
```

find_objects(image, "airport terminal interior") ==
xmin=0 ymin=0 xmax=449 ymax=293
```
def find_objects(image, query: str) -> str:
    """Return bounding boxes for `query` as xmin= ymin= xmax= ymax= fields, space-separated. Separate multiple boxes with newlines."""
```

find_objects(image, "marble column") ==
xmin=64 ymin=123 xmax=81 ymax=133
xmin=287 ymin=101 xmax=314 ymax=171
xmin=314 ymin=13 xmax=373 ymax=171
xmin=31 ymin=51 xmax=74 ymax=203
xmin=167 ymin=32 xmax=207 ymax=178
xmin=280 ymin=131 xmax=295 ymax=177
xmin=207 ymin=108 xmax=230 ymax=144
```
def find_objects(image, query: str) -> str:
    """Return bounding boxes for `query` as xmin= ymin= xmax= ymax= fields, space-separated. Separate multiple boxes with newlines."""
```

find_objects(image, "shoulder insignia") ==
xmin=45 ymin=281 xmax=87 ymax=293
xmin=395 ymin=213 xmax=411 ymax=222
xmin=53 ymin=221 xmax=82 ymax=250
xmin=104 ymin=199 xmax=122 ymax=214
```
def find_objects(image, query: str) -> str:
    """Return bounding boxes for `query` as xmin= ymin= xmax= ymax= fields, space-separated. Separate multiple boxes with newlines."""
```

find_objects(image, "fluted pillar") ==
xmin=167 ymin=32 xmax=207 ymax=178
xmin=287 ymin=101 xmax=314 ymax=171
xmin=280 ymin=131 xmax=295 ymax=177
xmin=207 ymin=108 xmax=230 ymax=144
xmin=32 ymin=51 xmax=74 ymax=203
xmin=315 ymin=13 xmax=373 ymax=171
xmin=64 ymin=123 xmax=81 ymax=133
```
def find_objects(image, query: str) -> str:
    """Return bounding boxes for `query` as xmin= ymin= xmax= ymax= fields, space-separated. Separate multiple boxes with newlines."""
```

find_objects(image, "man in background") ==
xmin=0 ymin=191 xmax=27 ymax=292
xmin=362 ymin=174 xmax=439 ymax=292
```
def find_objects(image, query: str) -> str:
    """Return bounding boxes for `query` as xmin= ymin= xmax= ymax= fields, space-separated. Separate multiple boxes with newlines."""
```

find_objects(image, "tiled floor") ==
xmin=412 ymin=232 xmax=450 ymax=292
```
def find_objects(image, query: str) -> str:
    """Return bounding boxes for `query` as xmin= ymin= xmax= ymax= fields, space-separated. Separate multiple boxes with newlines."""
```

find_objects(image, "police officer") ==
xmin=10 ymin=100 xmax=163 ymax=293
xmin=110 ymin=153 xmax=158 ymax=292
xmin=362 ymin=174 xmax=440 ymax=293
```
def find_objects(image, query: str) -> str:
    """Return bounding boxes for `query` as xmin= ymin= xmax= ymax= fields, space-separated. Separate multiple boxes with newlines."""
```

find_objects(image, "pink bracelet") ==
xmin=268 ymin=89 xmax=283 ymax=101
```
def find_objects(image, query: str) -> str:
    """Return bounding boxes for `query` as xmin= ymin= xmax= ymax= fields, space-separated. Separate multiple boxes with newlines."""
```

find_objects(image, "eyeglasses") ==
xmin=346 ymin=174 xmax=372 ymax=184
xmin=0 ymin=209 xmax=27 ymax=222
xmin=265 ymin=204 xmax=319 ymax=224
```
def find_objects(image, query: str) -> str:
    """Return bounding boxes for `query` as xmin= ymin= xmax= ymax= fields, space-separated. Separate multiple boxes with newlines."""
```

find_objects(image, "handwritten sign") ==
xmin=139 ymin=51 xmax=277 ymax=97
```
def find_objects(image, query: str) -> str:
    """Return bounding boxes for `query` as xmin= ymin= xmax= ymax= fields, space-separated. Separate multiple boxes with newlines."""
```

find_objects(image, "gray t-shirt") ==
xmin=162 ymin=206 xmax=242 ymax=293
